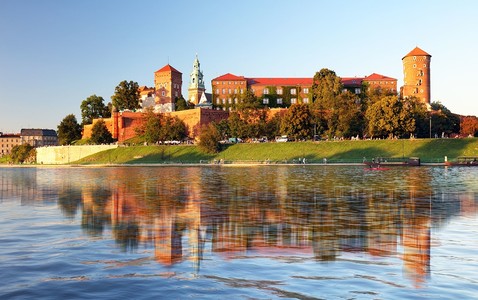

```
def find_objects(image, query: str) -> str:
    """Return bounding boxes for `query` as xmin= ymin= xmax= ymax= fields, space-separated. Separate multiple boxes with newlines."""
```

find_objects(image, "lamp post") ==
xmin=429 ymin=116 xmax=432 ymax=139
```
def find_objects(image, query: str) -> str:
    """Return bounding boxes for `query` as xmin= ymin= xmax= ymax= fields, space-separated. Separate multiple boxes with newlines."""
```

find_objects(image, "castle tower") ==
xmin=402 ymin=47 xmax=431 ymax=105
xmin=154 ymin=64 xmax=182 ymax=112
xmin=188 ymin=55 xmax=206 ymax=105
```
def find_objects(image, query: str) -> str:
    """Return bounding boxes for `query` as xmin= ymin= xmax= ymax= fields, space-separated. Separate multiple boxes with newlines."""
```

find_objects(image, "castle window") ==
xmin=355 ymin=88 xmax=361 ymax=94
xmin=303 ymin=97 xmax=309 ymax=104
xmin=216 ymin=89 xmax=219 ymax=94
xmin=277 ymin=98 xmax=283 ymax=104
xmin=240 ymin=89 xmax=244 ymax=94
xmin=303 ymin=88 xmax=309 ymax=93
xmin=228 ymin=89 xmax=232 ymax=94
xmin=234 ymin=98 xmax=238 ymax=104
xmin=263 ymin=88 xmax=269 ymax=95
xmin=234 ymin=89 xmax=238 ymax=94
xmin=162 ymin=91 xmax=165 ymax=96
xmin=413 ymin=64 xmax=416 ymax=68
xmin=291 ymin=88 xmax=297 ymax=95
xmin=222 ymin=89 xmax=226 ymax=94
xmin=228 ymin=98 xmax=232 ymax=104
xmin=263 ymin=98 xmax=269 ymax=104
xmin=291 ymin=98 xmax=297 ymax=104
xmin=413 ymin=56 xmax=416 ymax=60
xmin=423 ymin=64 xmax=427 ymax=68
xmin=277 ymin=88 xmax=283 ymax=95
xmin=222 ymin=99 xmax=226 ymax=104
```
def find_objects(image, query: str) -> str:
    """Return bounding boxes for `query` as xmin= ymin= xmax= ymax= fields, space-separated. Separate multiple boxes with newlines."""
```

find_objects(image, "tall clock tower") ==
xmin=188 ymin=55 xmax=206 ymax=105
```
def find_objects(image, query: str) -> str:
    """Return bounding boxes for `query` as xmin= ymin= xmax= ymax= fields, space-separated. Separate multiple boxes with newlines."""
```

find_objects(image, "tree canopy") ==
xmin=57 ymin=114 xmax=82 ymax=145
xmin=89 ymin=119 xmax=114 ymax=144
xmin=280 ymin=103 xmax=313 ymax=140
xmin=111 ymin=80 xmax=140 ymax=111
xmin=80 ymin=95 xmax=111 ymax=125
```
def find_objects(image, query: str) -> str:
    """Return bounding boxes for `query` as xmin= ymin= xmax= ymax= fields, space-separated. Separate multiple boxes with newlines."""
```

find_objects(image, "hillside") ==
xmin=74 ymin=138 xmax=478 ymax=165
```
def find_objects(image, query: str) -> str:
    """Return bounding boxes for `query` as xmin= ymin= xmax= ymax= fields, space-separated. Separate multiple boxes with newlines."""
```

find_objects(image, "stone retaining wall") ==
xmin=36 ymin=145 xmax=118 ymax=164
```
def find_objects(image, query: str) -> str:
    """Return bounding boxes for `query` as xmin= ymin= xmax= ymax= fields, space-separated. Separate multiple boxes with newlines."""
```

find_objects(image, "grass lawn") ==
xmin=72 ymin=138 xmax=478 ymax=165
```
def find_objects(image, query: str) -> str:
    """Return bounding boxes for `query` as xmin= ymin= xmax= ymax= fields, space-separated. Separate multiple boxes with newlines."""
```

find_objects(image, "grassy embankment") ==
xmin=74 ymin=138 xmax=478 ymax=165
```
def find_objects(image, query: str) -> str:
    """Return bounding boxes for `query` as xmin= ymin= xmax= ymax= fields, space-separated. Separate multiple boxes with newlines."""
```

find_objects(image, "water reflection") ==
xmin=1 ymin=166 xmax=477 ymax=288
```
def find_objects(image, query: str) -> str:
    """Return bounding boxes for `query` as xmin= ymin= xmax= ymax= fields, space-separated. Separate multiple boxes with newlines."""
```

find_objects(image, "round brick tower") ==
xmin=402 ymin=47 xmax=431 ymax=105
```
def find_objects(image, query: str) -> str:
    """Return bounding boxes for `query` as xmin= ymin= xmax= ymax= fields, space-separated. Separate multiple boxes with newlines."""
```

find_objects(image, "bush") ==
xmin=198 ymin=123 xmax=222 ymax=154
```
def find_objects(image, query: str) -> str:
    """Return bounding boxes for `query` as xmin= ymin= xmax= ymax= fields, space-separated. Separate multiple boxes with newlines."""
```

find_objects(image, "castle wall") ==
xmin=36 ymin=145 xmax=118 ymax=164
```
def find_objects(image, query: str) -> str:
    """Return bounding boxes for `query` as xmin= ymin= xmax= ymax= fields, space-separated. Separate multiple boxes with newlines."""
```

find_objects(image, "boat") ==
xmin=363 ymin=157 xmax=420 ymax=168
xmin=445 ymin=156 xmax=478 ymax=167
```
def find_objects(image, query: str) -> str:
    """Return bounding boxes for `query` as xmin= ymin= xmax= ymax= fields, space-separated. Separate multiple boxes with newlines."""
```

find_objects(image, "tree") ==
xmin=80 ymin=95 xmax=111 ymax=125
xmin=280 ymin=103 xmax=313 ymax=140
xmin=428 ymin=101 xmax=460 ymax=137
xmin=365 ymin=96 xmax=419 ymax=138
xmin=175 ymin=96 xmax=194 ymax=111
xmin=311 ymin=68 xmax=343 ymax=109
xmin=160 ymin=116 xmax=188 ymax=141
xmin=57 ymin=114 xmax=82 ymax=145
xmin=460 ymin=116 xmax=478 ymax=137
xmin=137 ymin=108 xmax=161 ymax=144
xmin=198 ymin=123 xmax=222 ymax=153
xmin=111 ymin=80 xmax=140 ymax=111
xmin=89 ymin=119 xmax=114 ymax=144
xmin=10 ymin=144 xmax=35 ymax=164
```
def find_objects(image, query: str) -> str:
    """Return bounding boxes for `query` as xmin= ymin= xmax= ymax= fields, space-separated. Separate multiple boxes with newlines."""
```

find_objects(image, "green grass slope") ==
xmin=73 ymin=138 xmax=478 ymax=165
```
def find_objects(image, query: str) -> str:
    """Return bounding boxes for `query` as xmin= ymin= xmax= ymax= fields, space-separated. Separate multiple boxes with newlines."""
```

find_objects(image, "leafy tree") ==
xmin=80 ymin=95 xmax=111 ymax=125
xmin=10 ymin=144 xmax=36 ymax=164
xmin=325 ymin=92 xmax=364 ymax=138
xmin=264 ymin=113 xmax=283 ymax=140
xmin=57 ymin=114 xmax=82 ymax=145
xmin=460 ymin=116 xmax=478 ymax=137
xmin=89 ymin=119 xmax=114 ymax=144
xmin=160 ymin=116 xmax=188 ymax=141
xmin=280 ymin=103 xmax=313 ymax=140
xmin=111 ymin=80 xmax=140 ymax=111
xmin=137 ymin=108 xmax=161 ymax=144
xmin=365 ymin=96 xmax=419 ymax=138
xmin=198 ymin=123 xmax=222 ymax=153
xmin=311 ymin=68 xmax=343 ymax=109
xmin=228 ymin=111 xmax=248 ymax=138
xmin=175 ymin=96 xmax=194 ymax=111
xmin=237 ymin=89 xmax=262 ymax=110
xmin=428 ymin=101 xmax=460 ymax=137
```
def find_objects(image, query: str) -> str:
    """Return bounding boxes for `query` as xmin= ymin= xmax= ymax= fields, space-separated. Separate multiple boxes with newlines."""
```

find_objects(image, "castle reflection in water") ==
xmin=1 ymin=166 xmax=477 ymax=287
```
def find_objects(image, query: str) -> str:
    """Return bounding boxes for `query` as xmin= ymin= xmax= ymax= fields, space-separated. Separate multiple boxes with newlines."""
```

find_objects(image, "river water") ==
xmin=0 ymin=165 xmax=477 ymax=299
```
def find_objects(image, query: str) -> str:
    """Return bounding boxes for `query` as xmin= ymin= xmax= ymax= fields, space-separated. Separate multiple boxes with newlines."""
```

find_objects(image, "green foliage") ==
xmin=137 ymin=108 xmax=161 ymax=144
xmin=161 ymin=116 xmax=188 ymax=141
xmin=90 ymin=119 xmax=114 ymax=144
xmin=175 ymin=96 xmax=194 ymax=111
xmin=280 ymin=103 xmax=313 ymax=140
xmin=111 ymin=80 xmax=140 ymax=111
xmin=136 ymin=109 xmax=188 ymax=144
xmin=365 ymin=96 xmax=425 ymax=138
xmin=57 ymin=114 xmax=82 ymax=145
xmin=311 ymin=68 xmax=343 ymax=109
xmin=198 ymin=123 xmax=222 ymax=153
xmin=80 ymin=94 xmax=111 ymax=125
xmin=10 ymin=144 xmax=36 ymax=164
xmin=428 ymin=101 xmax=460 ymax=137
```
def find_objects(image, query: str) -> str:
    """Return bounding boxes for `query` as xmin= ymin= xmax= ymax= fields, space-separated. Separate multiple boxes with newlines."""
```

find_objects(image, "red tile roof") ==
xmin=247 ymin=77 xmax=313 ymax=86
xmin=403 ymin=47 xmax=431 ymax=59
xmin=341 ymin=77 xmax=364 ymax=86
xmin=364 ymin=73 xmax=396 ymax=81
xmin=155 ymin=64 xmax=182 ymax=74
xmin=212 ymin=73 xmax=246 ymax=81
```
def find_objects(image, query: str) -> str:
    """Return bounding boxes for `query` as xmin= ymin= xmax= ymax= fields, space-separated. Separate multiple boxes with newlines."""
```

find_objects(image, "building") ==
xmin=20 ymin=129 xmax=58 ymax=147
xmin=402 ymin=46 xmax=431 ymax=105
xmin=153 ymin=64 xmax=183 ymax=112
xmin=188 ymin=55 xmax=206 ymax=105
xmin=0 ymin=133 xmax=21 ymax=157
xmin=211 ymin=73 xmax=397 ymax=110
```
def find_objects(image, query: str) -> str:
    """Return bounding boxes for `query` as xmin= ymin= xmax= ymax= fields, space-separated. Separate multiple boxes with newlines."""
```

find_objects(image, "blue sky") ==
xmin=1 ymin=0 xmax=477 ymax=132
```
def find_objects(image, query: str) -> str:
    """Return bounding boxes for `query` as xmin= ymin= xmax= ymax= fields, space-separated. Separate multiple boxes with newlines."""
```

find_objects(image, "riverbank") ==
xmin=72 ymin=138 xmax=477 ymax=165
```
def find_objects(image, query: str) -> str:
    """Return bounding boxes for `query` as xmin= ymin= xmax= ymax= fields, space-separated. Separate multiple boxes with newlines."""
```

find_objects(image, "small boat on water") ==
xmin=445 ymin=156 xmax=478 ymax=167
xmin=363 ymin=157 xmax=421 ymax=168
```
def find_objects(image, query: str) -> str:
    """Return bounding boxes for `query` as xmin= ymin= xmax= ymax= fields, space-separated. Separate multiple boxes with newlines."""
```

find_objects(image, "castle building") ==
xmin=0 ymin=133 xmax=21 ymax=157
xmin=20 ymin=129 xmax=58 ymax=147
xmin=153 ymin=64 xmax=183 ymax=112
xmin=402 ymin=47 xmax=431 ymax=105
xmin=188 ymin=55 xmax=206 ymax=105
xmin=211 ymin=73 xmax=397 ymax=110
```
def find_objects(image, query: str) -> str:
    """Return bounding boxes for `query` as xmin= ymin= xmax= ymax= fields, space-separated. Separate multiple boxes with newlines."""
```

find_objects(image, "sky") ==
xmin=1 ymin=0 xmax=477 ymax=133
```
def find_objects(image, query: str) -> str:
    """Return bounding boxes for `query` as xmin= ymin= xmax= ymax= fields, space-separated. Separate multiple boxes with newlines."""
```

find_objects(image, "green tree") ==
xmin=175 ymin=96 xmax=194 ymax=111
xmin=80 ymin=95 xmax=111 ymax=125
xmin=311 ymin=68 xmax=343 ymax=109
xmin=365 ymin=96 xmax=419 ymax=138
xmin=137 ymin=108 xmax=161 ymax=144
xmin=111 ymin=80 xmax=140 ymax=111
xmin=57 ymin=114 xmax=82 ymax=145
xmin=89 ymin=119 xmax=114 ymax=144
xmin=428 ymin=101 xmax=460 ymax=137
xmin=198 ymin=123 xmax=222 ymax=153
xmin=280 ymin=103 xmax=313 ymax=140
xmin=160 ymin=116 xmax=188 ymax=141
xmin=10 ymin=144 xmax=36 ymax=164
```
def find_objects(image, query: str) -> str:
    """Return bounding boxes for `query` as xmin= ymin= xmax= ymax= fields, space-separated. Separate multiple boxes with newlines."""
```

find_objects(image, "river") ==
xmin=0 ymin=165 xmax=477 ymax=299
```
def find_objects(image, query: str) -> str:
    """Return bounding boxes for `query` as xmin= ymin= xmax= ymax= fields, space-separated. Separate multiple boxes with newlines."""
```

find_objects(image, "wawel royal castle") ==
xmin=83 ymin=47 xmax=431 ymax=142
